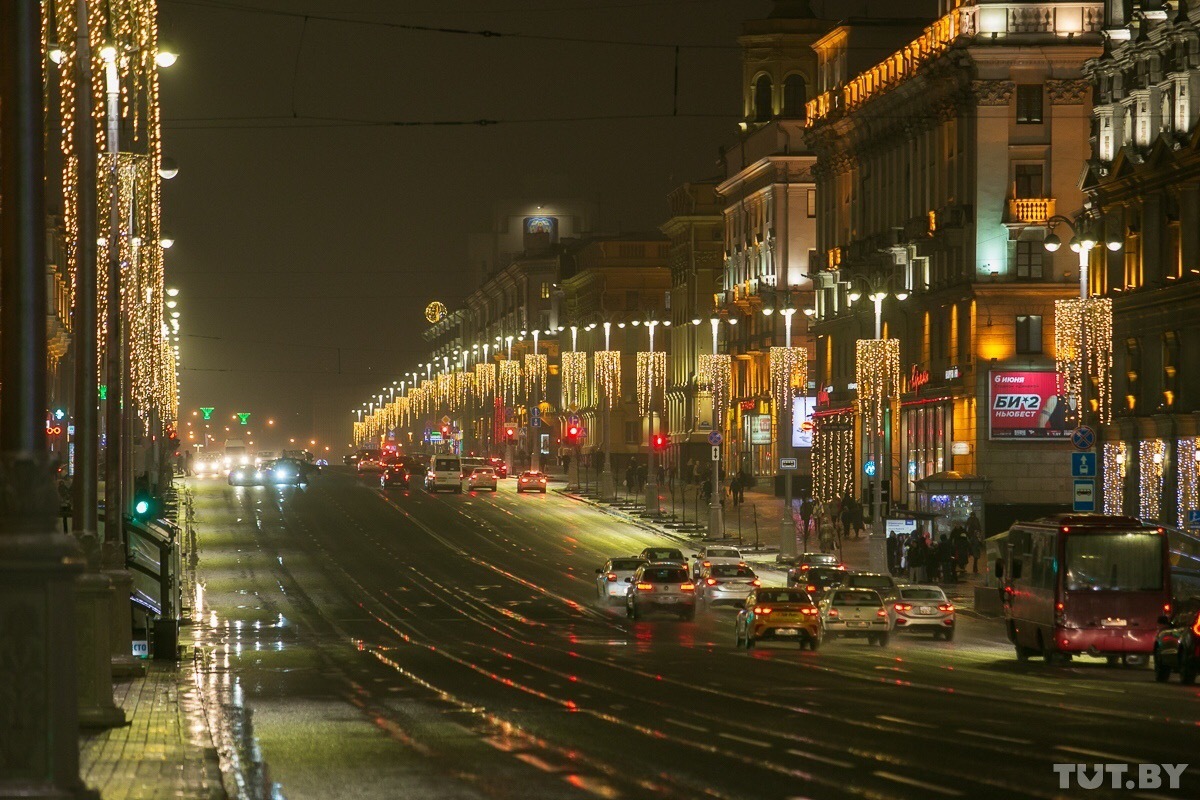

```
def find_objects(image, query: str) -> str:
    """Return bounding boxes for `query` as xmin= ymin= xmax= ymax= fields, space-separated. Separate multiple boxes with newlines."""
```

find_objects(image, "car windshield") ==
xmin=849 ymin=575 xmax=893 ymax=589
xmin=642 ymin=568 xmax=688 ymax=582
xmin=757 ymin=590 xmax=812 ymax=605
xmin=611 ymin=560 xmax=644 ymax=571
xmin=711 ymin=565 xmax=755 ymax=578
xmin=806 ymin=568 xmax=842 ymax=580
xmin=804 ymin=554 xmax=837 ymax=564
xmin=1065 ymin=532 xmax=1164 ymax=591
xmin=435 ymin=459 xmax=461 ymax=472
xmin=644 ymin=549 xmax=683 ymax=561
xmin=832 ymin=591 xmax=880 ymax=606
xmin=708 ymin=549 xmax=740 ymax=558
xmin=900 ymin=589 xmax=945 ymax=601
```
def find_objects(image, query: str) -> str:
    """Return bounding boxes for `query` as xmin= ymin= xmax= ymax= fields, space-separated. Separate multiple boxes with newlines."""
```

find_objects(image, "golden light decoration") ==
xmin=698 ymin=354 xmax=731 ymax=429
xmin=1054 ymin=298 xmax=1113 ymax=425
xmin=855 ymin=339 xmax=901 ymax=436
xmin=437 ymin=373 xmax=453 ymax=408
xmin=474 ymin=362 xmax=496 ymax=399
xmin=561 ymin=351 xmax=587 ymax=410
xmin=524 ymin=353 xmax=547 ymax=397
xmin=499 ymin=360 xmax=521 ymax=405
xmin=1102 ymin=441 xmax=1126 ymax=515
xmin=1178 ymin=438 xmax=1198 ymax=530
xmin=769 ymin=346 xmax=807 ymax=407
xmin=636 ymin=351 xmax=666 ymax=417
xmin=1138 ymin=439 xmax=1166 ymax=522
xmin=424 ymin=301 xmax=447 ymax=324
xmin=813 ymin=411 xmax=855 ymax=503
xmin=594 ymin=351 xmax=621 ymax=409
xmin=396 ymin=396 xmax=410 ymax=427
xmin=453 ymin=372 xmax=474 ymax=411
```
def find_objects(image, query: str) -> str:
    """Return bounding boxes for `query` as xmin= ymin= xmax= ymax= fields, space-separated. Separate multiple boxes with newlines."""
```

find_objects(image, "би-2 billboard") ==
xmin=988 ymin=370 xmax=1078 ymax=440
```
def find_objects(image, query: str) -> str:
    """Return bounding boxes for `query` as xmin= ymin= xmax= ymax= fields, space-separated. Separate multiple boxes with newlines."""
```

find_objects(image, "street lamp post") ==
xmin=599 ymin=322 xmax=616 ymax=501
xmin=696 ymin=314 xmax=737 ymax=539
xmin=765 ymin=294 xmax=799 ymax=558
xmin=643 ymin=318 xmax=666 ymax=515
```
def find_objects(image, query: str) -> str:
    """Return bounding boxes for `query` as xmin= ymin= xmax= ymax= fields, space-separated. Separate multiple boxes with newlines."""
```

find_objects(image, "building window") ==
xmin=1016 ymin=315 xmax=1043 ymax=354
xmin=782 ymin=74 xmax=807 ymax=117
xmin=1014 ymin=164 xmax=1043 ymax=198
xmin=1163 ymin=331 xmax=1179 ymax=408
xmin=806 ymin=188 xmax=817 ymax=218
xmin=624 ymin=421 xmax=640 ymax=445
xmin=753 ymin=75 xmax=773 ymax=122
xmin=540 ymin=281 xmax=551 ymax=300
xmin=625 ymin=290 xmax=640 ymax=311
xmin=1015 ymin=241 xmax=1044 ymax=279
xmin=1016 ymin=84 xmax=1044 ymax=124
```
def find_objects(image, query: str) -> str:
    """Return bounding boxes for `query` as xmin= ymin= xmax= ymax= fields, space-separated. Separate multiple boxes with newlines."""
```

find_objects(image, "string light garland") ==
xmin=1102 ymin=441 xmax=1126 ymax=515
xmin=698 ymin=353 xmax=731 ymax=431
xmin=855 ymin=339 xmax=900 ymax=437
xmin=561 ymin=351 xmax=587 ymax=410
xmin=524 ymin=353 xmax=547 ymax=397
xmin=813 ymin=411 xmax=855 ymax=503
xmin=595 ymin=351 xmax=621 ymax=409
xmin=1177 ymin=437 xmax=1197 ymax=530
xmin=769 ymin=346 xmax=807 ymax=408
xmin=636 ymin=351 xmax=666 ymax=417
xmin=474 ymin=362 xmax=496 ymax=400
xmin=1138 ymin=439 xmax=1165 ymax=522
xmin=437 ymin=373 xmax=453 ymax=409
xmin=499 ymin=360 xmax=521 ymax=405
xmin=1054 ymin=298 xmax=1113 ymax=425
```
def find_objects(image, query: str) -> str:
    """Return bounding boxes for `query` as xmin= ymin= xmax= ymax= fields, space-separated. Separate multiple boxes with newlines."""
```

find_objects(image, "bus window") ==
xmin=1064 ymin=532 xmax=1164 ymax=592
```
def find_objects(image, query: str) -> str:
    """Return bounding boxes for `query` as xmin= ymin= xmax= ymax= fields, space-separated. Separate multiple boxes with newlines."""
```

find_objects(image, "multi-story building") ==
xmin=1083 ymin=0 xmax=1200 ymax=527
xmin=662 ymin=181 xmax=724 ymax=468
xmin=804 ymin=0 xmax=1104 ymax=534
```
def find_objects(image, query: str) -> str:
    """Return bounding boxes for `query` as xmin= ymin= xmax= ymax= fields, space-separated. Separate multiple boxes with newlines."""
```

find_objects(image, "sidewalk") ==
xmin=79 ymin=655 xmax=227 ymax=800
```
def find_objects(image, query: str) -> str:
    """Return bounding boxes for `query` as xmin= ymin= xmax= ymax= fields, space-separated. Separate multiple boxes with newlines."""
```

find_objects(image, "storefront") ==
xmin=900 ymin=398 xmax=952 ymax=508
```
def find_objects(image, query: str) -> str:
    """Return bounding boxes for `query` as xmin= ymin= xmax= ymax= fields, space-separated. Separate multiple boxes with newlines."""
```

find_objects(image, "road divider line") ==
xmin=875 ymin=715 xmax=935 ymax=728
xmin=956 ymin=730 xmax=1032 ymax=745
xmin=664 ymin=718 xmax=708 ymax=733
xmin=718 ymin=733 xmax=770 ymax=748
xmin=873 ymin=771 xmax=963 ymax=796
xmin=784 ymin=748 xmax=852 ymax=769
xmin=1055 ymin=745 xmax=1140 ymax=763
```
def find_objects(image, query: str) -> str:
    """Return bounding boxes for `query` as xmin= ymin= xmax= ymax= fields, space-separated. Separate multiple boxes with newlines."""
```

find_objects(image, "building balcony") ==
xmin=1007 ymin=197 xmax=1056 ymax=226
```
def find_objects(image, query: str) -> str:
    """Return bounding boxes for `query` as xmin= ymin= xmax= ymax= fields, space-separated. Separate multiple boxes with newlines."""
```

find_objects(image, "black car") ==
xmin=1155 ymin=598 xmax=1200 ymax=684
xmin=788 ymin=565 xmax=846 ymax=599
xmin=380 ymin=459 xmax=412 ymax=489
xmin=266 ymin=458 xmax=305 ymax=486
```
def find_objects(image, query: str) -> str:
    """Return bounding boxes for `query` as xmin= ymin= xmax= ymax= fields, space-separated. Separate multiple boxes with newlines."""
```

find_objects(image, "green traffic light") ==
xmin=134 ymin=499 xmax=150 ymax=515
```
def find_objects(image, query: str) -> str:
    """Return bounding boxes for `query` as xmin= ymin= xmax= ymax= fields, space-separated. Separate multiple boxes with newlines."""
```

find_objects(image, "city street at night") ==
xmin=186 ymin=470 xmax=1198 ymax=800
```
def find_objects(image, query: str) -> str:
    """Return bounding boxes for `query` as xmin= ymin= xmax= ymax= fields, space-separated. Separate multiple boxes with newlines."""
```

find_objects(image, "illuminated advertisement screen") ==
xmin=792 ymin=396 xmax=815 ymax=449
xmin=988 ymin=370 xmax=1076 ymax=440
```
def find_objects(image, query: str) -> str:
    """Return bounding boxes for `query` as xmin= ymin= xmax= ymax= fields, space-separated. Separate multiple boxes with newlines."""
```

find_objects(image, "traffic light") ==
xmin=132 ymin=489 xmax=156 ymax=521
xmin=651 ymin=433 xmax=668 ymax=451
xmin=504 ymin=425 xmax=517 ymax=441
xmin=565 ymin=424 xmax=581 ymax=445
xmin=441 ymin=424 xmax=451 ymax=438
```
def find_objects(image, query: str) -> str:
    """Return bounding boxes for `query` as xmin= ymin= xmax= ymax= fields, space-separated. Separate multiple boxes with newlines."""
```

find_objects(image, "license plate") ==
xmin=848 ymin=621 xmax=868 ymax=628
xmin=776 ymin=628 xmax=798 ymax=636
xmin=918 ymin=606 xmax=933 ymax=614
xmin=1101 ymin=618 xmax=1127 ymax=627
xmin=661 ymin=596 xmax=678 ymax=603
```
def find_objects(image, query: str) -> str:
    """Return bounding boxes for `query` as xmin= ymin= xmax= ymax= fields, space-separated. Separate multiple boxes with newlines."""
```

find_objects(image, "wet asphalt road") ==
xmin=187 ymin=468 xmax=1199 ymax=800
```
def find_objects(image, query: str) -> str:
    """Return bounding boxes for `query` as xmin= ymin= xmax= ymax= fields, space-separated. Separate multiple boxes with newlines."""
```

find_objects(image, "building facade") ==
xmin=804 ymin=0 xmax=1104 ymax=534
xmin=1084 ymin=0 xmax=1200 ymax=528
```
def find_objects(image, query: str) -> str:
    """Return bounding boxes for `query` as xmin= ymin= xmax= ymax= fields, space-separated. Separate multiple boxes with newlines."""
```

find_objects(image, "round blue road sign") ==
xmin=708 ymin=431 xmax=722 ymax=446
xmin=1071 ymin=426 xmax=1096 ymax=450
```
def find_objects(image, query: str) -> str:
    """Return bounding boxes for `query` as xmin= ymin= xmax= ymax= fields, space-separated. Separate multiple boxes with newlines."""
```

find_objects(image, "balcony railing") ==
xmin=1007 ymin=197 xmax=1056 ymax=225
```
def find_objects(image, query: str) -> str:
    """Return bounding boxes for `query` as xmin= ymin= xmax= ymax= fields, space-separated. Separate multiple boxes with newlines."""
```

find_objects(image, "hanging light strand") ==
xmin=499 ymin=359 xmax=522 ymax=405
xmin=561 ymin=351 xmax=587 ymax=409
xmin=769 ymin=346 xmax=808 ymax=408
xmin=474 ymin=362 xmax=497 ymax=400
xmin=595 ymin=351 xmax=621 ymax=409
xmin=636 ymin=351 xmax=666 ymax=417
xmin=855 ymin=339 xmax=900 ymax=436
xmin=524 ymin=353 xmax=548 ymax=397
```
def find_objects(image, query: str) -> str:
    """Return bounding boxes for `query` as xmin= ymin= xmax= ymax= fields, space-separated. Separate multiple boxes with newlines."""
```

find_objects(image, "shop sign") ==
xmin=945 ymin=365 xmax=960 ymax=380
xmin=951 ymin=441 xmax=970 ymax=456
xmin=792 ymin=396 xmax=815 ymax=449
xmin=909 ymin=364 xmax=930 ymax=392
xmin=740 ymin=400 xmax=756 ymax=412
xmin=988 ymin=370 xmax=1073 ymax=440
xmin=750 ymin=415 xmax=772 ymax=445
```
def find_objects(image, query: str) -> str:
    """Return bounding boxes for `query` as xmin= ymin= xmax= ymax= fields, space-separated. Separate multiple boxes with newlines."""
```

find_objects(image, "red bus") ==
xmin=997 ymin=515 xmax=1171 ymax=664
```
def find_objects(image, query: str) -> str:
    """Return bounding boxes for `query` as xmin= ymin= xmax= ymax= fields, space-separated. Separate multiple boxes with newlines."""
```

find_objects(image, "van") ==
xmin=425 ymin=455 xmax=463 ymax=493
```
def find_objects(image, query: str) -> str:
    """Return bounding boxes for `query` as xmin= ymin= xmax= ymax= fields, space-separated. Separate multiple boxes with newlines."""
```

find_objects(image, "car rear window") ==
xmin=849 ymin=575 xmax=893 ymax=589
xmin=472 ymin=468 xmax=494 ymax=476
xmin=644 ymin=549 xmax=683 ymax=561
xmin=806 ymin=568 xmax=842 ymax=580
xmin=805 ymin=554 xmax=838 ymax=564
xmin=711 ymin=565 xmax=755 ymax=578
xmin=900 ymin=589 xmax=945 ymax=601
xmin=611 ymin=560 xmax=644 ymax=571
xmin=434 ymin=458 xmax=461 ymax=472
xmin=832 ymin=591 xmax=881 ymax=606
xmin=708 ymin=549 xmax=739 ymax=558
xmin=642 ymin=568 xmax=689 ymax=582
xmin=757 ymin=590 xmax=812 ymax=604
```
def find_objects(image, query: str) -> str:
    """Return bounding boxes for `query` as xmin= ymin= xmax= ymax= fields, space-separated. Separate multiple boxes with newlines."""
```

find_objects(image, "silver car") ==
xmin=691 ymin=546 xmax=744 ymax=579
xmin=891 ymin=585 xmax=956 ymax=640
xmin=625 ymin=564 xmax=696 ymax=620
xmin=697 ymin=563 xmax=760 ymax=608
xmin=639 ymin=547 xmax=687 ymax=567
xmin=820 ymin=588 xmax=892 ymax=646
xmin=595 ymin=557 xmax=646 ymax=603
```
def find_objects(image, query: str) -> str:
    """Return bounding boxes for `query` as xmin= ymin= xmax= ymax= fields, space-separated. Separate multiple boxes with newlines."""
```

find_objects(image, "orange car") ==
xmin=735 ymin=588 xmax=822 ymax=650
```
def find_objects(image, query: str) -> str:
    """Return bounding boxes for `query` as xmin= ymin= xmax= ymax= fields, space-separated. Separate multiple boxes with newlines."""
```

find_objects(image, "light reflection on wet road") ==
xmin=187 ymin=469 xmax=1199 ymax=800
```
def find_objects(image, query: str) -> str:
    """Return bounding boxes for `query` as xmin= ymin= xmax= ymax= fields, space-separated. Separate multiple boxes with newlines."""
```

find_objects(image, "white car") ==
xmin=425 ymin=455 xmax=463 ymax=493
xmin=691 ymin=546 xmax=744 ymax=580
xmin=594 ymin=557 xmax=646 ymax=603
xmin=465 ymin=467 xmax=498 ymax=492
xmin=890 ymin=585 xmax=956 ymax=640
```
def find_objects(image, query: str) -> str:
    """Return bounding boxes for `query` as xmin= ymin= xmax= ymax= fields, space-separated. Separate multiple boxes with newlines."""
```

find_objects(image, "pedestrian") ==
xmin=692 ymin=459 xmax=705 ymax=485
xmin=656 ymin=463 xmax=665 ymax=485
xmin=952 ymin=525 xmax=970 ymax=576
xmin=700 ymin=476 xmax=713 ymax=505
xmin=819 ymin=516 xmax=835 ymax=552
xmin=851 ymin=497 xmax=865 ymax=539
xmin=800 ymin=496 xmax=814 ymax=540
xmin=733 ymin=471 xmax=745 ymax=505
xmin=57 ymin=475 xmax=72 ymax=534
xmin=562 ymin=452 xmax=572 ymax=476
xmin=966 ymin=511 xmax=983 ymax=573
xmin=840 ymin=495 xmax=854 ymax=542
xmin=939 ymin=534 xmax=956 ymax=584
xmin=886 ymin=534 xmax=898 ymax=575
xmin=668 ymin=462 xmax=677 ymax=487
xmin=729 ymin=472 xmax=742 ymax=507
xmin=683 ymin=458 xmax=694 ymax=485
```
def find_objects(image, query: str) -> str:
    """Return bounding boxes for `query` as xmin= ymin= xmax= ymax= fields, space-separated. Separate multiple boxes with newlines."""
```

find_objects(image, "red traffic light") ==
xmin=504 ymin=426 xmax=517 ymax=440
xmin=441 ymin=425 xmax=451 ymax=435
xmin=651 ymin=434 xmax=668 ymax=451
xmin=566 ymin=424 xmax=581 ymax=442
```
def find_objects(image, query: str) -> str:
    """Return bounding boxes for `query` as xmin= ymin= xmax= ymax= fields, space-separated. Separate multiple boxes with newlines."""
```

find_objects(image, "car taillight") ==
xmin=701 ymin=561 xmax=710 ymax=568
xmin=636 ymin=582 xmax=654 ymax=591
xmin=937 ymin=603 xmax=955 ymax=613
xmin=876 ymin=608 xmax=887 ymax=617
xmin=801 ymin=607 xmax=819 ymax=616
xmin=806 ymin=584 xmax=818 ymax=592
xmin=753 ymin=606 xmax=772 ymax=615
xmin=1192 ymin=615 xmax=1200 ymax=638
xmin=751 ymin=579 xmax=761 ymax=586
xmin=539 ymin=477 xmax=546 ymax=483
xmin=705 ymin=578 xmax=717 ymax=586
xmin=827 ymin=608 xmax=839 ymax=618
xmin=1163 ymin=602 xmax=1172 ymax=616
xmin=606 ymin=573 xmax=617 ymax=582
xmin=894 ymin=603 xmax=912 ymax=612
xmin=680 ymin=583 xmax=695 ymax=592
xmin=799 ymin=564 xmax=810 ymax=571
xmin=837 ymin=565 xmax=847 ymax=571
xmin=1055 ymin=601 xmax=1065 ymax=625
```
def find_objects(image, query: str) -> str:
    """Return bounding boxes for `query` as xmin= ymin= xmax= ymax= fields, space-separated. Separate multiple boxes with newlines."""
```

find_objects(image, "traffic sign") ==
xmin=1071 ymin=425 xmax=1096 ymax=450
xmin=1073 ymin=479 xmax=1096 ymax=512
xmin=568 ymin=414 xmax=581 ymax=427
xmin=1071 ymin=452 xmax=1097 ymax=478
xmin=1188 ymin=509 xmax=1200 ymax=530
xmin=441 ymin=415 xmax=451 ymax=425
xmin=531 ymin=405 xmax=541 ymax=420
xmin=864 ymin=459 xmax=877 ymax=477
xmin=711 ymin=446 xmax=720 ymax=462
xmin=708 ymin=431 xmax=722 ymax=446
xmin=779 ymin=457 xmax=798 ymax=471
xmin=200 ymin=406 xmax=214 ymax=420
xmin=532 ymin=417 xmax=541 ymax=428
xmin=236 ymin=412 xmax=250 ymax=425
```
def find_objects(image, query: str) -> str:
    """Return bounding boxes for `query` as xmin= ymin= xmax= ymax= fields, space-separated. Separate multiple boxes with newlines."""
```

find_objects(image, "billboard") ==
xmin=749 ymin=414 xmax=773 ymax=445
xmin=792 ymin=396 xmax=815 ymax=449
xmin=988 ymin=370 xmax=1076 ymax=440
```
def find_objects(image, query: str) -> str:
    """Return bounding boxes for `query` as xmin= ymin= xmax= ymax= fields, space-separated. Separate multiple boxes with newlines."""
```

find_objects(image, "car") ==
xmin=820 ymin=588 xmax=892 ymax=646
xmin=193 ymin=458 xmax=222 ymax=479
xmin=227 ymin=464 xmax=261 ymax=487
xmin=358 ymin=456 xmax=384 ymax=475
xmin=1154 ymin=598 xmax=1200 ymax=684
xmin=691 ymin=546 xmax=744 ymax=580
xmin=466 ymin=467 xmax=498 ymax=492
xmin=255 ymin=450 xmax=277 ymax=467
xmin=267 ymin=458 xmax=305 ymax=486
xmin=697 ymin=563 xmax=761 ymax=608
xmin=380 ymin=460 xmax=411 ymax=489
xmin=625 ymin=564 xmax=696 ymax=620
xmin=840 ymin=572 xmax=902 ymax=602
xmin=639 ymin=547 xmax=687 ymax=567
xmin=516 ymin=471 xmax=548 ymax=493
xmin=785 ymin=553 xmax=847 ymax=586
xmin=487 ymin=457 xmax=508 ymax=479
xmin=425 ymin=455 xmax=463 ymax=493
xmin=890 ymin=585 xmax=956 ymax=640
xmin=735 ymin=588 xmax=822 ymax=650
xmin=460 ymin=457 xmax=488 ymax=479
xmin=788 ymin=565 xmax=846 ymax=599
xmin=595 ymin=557 xmax=646 ymax=603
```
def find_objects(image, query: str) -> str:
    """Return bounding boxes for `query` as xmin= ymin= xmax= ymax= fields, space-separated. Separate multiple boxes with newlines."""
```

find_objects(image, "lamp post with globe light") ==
xmin=691 ymin=312 xmax=737 ymax=538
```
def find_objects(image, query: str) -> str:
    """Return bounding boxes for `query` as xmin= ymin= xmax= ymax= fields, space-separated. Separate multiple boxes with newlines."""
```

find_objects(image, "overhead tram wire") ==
xmin=163 ymin=112 xmax=735 ymax=131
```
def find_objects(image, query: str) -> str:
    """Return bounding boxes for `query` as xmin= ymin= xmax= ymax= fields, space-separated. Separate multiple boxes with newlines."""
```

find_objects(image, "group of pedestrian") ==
xmin=888 ymin=511 xmax=984 ymax=582
xmin=624 ymin=456 xmax=647 ymax=495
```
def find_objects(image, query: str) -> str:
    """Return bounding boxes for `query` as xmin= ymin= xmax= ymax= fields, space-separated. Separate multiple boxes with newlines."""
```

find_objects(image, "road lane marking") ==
xmin=664 ymin=718 xmax=708 ymax=733
xmin=1056 ymin=745 xmax=1140 ymax=762
xmin=873 ymin=771 xmax=963 ymax=796
xmin=785 ymin=748 xmax=852 ymax=768
xmin=875 ymin=715 xmax=935 ymax=728
xmin=718 ymin=733 xmax=770 ymax=748
xmin=956 ymin=730 xmax=1032 ymax=745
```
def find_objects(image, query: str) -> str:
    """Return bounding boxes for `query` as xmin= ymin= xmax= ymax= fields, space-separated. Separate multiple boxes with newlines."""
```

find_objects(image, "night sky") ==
xmin=159 ymin=0 xmax=866 ymax=452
